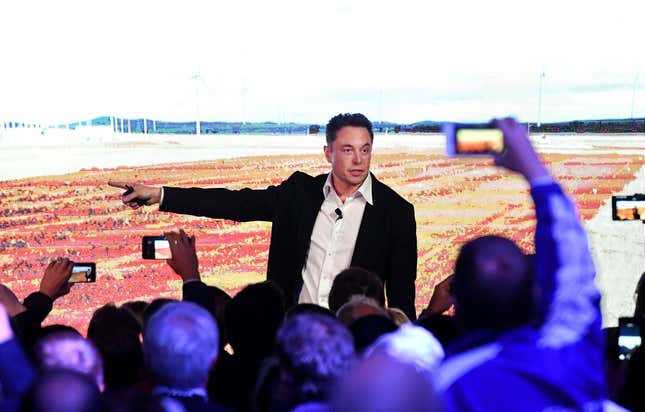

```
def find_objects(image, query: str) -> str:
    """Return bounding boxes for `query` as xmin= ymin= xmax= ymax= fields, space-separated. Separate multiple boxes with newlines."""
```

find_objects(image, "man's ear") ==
xmin=324 ymin=145 xmax=332 ymax=163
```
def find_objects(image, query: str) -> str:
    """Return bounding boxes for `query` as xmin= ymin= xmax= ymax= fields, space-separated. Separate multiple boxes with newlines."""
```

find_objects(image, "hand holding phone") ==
xmin=142 ymin=236 xmax=172 ymax=259
xmin=164 ymin=229 xmax=200 ymax=282
xmin=69 ymin=263 xmax=97 ymax=283
xmin=618 ymin=317 xmax=642 ymax=360
xmin=443 ymin=123 xmax=505 ymax=156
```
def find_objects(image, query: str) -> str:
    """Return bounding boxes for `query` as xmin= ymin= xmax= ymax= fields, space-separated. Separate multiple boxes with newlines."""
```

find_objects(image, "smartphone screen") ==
xmin=69 ymin=263 xmax=96 ymax=283
xmin=618 ymin=317 xmax=642 ymax=360
xmin=142 ymin=236 xmax=172 ymax=259
xmin=154 ymin=239 xmax=172 ymax=259
xmin=456 ymin=128 xmax=504 ymax=154
xmin=443 ymin=123 xmax=505 ymax=155
xmin=613 ymin=197 xmax=645 ymax=221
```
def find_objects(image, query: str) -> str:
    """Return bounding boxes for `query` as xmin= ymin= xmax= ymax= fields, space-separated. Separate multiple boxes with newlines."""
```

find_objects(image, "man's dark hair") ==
xmin=325 ymin=113 xmax=374 ymax=145
xmin=286 ymin=303 xmax=335 ymax=319
xmin=87 ymin=303 xmax=143 ymax=390
xmin=142 ymin=298 xmax=177 ymax=329
xmin=328 ymin=267 xmax=385 ymax=314
xmin=349 ymin=314 xmax=397 ymax=352
xmin=276 ymin=313 xmax=355 ymax=404
xmin=121 ymin=300 xmax=149 ymax=328
xmin=224 ymin=280 xmax=285 ymax=360
xmin=451 ymin=235 xmax=534 ymax=331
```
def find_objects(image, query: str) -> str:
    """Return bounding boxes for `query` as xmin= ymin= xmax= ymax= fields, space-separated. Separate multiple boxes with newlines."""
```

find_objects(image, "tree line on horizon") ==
xmin=4 ymin=117 xmax=644 ymax=135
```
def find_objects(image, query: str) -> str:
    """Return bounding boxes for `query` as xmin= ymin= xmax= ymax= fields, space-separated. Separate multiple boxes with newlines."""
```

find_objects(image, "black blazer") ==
xmin=161 ymin=172 xmax=417 ymax=319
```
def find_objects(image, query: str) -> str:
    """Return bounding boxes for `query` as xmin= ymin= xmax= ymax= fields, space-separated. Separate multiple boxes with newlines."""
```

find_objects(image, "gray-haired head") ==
xmin=276 ymin=313 xmax=356 ymax=403
xmin=34 ymin=331 xmax=104 ymax=389
xmin=363 ymin=323 xmax=444 ymax=373
xmin=143 ymin=301 xmax=219 ymax=390
xmin=336 ymin=295 xmax=389 ymax=327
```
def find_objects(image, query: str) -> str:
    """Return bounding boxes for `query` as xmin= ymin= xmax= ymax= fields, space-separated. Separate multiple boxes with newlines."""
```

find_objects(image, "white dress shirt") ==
xmin=298 ymin=173 xmax=373 ymax=308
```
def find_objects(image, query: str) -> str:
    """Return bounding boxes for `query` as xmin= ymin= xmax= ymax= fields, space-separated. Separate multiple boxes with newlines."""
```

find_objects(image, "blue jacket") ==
xmin=437 ymin=182 xmax=606 ymax=411
xmin=0 ymin=337 xmax=36 ymax=411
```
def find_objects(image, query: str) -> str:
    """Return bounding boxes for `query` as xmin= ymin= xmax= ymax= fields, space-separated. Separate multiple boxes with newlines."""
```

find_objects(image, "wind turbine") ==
xmin=192 ymin=69 xmax=202 ymax=135
xmin=537 ymin=69 xmax=546 ymax=128
xmin=631 ymin=74 xmax=639 ymax=120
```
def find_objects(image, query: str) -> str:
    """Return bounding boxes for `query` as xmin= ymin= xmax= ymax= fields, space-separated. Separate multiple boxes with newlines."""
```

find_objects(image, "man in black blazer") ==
xmin=110 ymin=113 xmax=417 ymax=319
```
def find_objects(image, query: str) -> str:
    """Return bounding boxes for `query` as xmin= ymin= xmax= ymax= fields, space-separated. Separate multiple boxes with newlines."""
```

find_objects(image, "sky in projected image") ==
xmin=0 ymin=0 xmax=643 ymax=124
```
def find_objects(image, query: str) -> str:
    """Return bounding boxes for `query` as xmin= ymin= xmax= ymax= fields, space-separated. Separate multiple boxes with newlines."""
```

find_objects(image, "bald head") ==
xmin=451 ymin=235 xmax=534 ymax=331
xmin=21 ymin=369 xmax=106 ymax=412
xmin=331 ymin=354 xmax=443 ymax=412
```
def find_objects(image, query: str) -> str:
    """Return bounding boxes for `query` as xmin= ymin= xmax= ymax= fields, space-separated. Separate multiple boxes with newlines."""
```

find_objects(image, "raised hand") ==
xmin=493 ymin=118 xmax=550 ymax=182
xmin=164 ymin=229 xmax=200 ymax=282
xmin=40 ymin=258 xmax=74 ymax=300
xmin=421 ymin=274 xmax=454 ymax=317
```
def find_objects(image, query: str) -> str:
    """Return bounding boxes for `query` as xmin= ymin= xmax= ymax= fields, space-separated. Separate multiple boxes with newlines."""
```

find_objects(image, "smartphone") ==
xmin=443 ymin=123 xmax=505 ymax=156
xmin=69 ymin=263 xmax=96 ymax=283
xmin=612 ymin=194 xmax=645 ymax=221
xmin=618 ymin=317 xmax=641 ymax=360
xmin=142 ymin=236 xmax=172 ymax=259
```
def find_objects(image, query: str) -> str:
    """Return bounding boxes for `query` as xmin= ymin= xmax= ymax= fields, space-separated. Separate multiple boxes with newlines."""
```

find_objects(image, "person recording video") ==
xmin=437 ymin=118 xmax=607 ymax=411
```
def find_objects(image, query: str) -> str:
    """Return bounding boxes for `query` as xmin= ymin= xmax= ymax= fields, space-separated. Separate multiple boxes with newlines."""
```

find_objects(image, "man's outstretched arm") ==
xmin=108 ymin=172 xmax=310 ymax=222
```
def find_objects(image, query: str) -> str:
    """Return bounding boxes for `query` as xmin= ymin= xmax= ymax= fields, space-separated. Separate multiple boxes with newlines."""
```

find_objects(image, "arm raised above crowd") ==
xmin=165 ymin=229 xmax=231 ymax=320
xmin=493 ymin=118 xmax=550 ymax=182
xmin=496 ymin=118 xmax=600 ymax=347
xmin=11 ymin=258 xmax=74 ymax=347
xmin=165 ymin=229 xmax=200 ymax=283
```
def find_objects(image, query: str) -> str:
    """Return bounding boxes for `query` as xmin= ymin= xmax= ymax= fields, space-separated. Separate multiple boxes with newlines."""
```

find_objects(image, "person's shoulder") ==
xmin=371 ymin=174 xmax=413 ymax=209
xmin=284 ymin=171 xmax=326 ymax=187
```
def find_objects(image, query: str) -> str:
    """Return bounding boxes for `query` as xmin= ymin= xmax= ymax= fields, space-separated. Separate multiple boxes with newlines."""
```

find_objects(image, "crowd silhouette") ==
xmin=0 ymin=119 xmax=640 ymax=411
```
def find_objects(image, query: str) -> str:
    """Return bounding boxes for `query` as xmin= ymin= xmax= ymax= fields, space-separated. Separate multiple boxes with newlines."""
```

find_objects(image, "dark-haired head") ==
xmin=225 ymin=281 xmax=285 ymax=360
xmin=87 ymin=303 xmax=143 ymax=391
xmin=286 ymin=303 xmax=335 ymax=319
xmin=326 ymin=113 xmax=373 ymax=146
xmin=142 ymin=298 xmax=177 ymax=329
xmin=328 ymin=267 xmax=385 ymax=314
xmin=451 ymin=235 xmax=534 ymax=332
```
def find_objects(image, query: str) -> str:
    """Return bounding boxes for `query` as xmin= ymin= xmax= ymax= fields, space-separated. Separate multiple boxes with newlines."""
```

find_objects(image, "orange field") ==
xmin=0 ymin=150 xmax=642 ymax=333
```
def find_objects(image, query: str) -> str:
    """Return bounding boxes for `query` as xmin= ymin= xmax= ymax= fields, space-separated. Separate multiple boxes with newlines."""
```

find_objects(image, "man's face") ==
xmin=324 ymin=126 xmax=372 ymax=194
